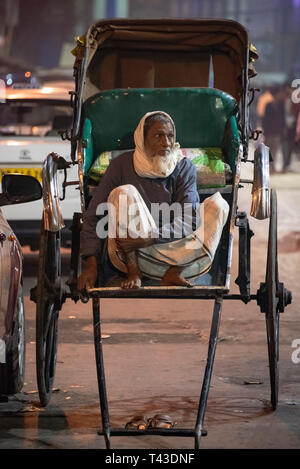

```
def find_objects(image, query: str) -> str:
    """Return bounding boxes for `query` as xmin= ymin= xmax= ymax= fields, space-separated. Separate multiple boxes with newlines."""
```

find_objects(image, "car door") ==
xmin=0 ymin=208 xmax=22 ymax=361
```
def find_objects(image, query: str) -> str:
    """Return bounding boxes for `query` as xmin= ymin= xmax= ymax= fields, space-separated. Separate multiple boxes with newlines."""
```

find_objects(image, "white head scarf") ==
xmin=133 ymin=111 xmax=180 ymax=178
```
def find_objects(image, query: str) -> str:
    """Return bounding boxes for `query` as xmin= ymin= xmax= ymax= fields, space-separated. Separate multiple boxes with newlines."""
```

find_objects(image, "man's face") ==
xmin=144 ymin=121 xmax=175 ymax=158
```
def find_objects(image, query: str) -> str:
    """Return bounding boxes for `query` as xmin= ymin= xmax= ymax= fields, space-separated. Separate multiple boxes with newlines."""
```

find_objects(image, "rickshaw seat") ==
xmin=80 ymin=87 xmax=239 ymax=289
xmin=81 ymin=87 xmax=240 ymax=176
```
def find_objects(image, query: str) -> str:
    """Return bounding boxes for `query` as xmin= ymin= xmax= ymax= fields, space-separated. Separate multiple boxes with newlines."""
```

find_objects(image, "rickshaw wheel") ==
xmin=257 ymin=189 xmax=292 ymax=410
xmin=265 ymin=189 xmax=279 ymax=410
xmin=36 ymin=219 xmax=61 ymax=407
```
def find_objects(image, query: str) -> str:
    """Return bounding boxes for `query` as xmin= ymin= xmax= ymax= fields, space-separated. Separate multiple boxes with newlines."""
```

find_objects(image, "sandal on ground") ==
xmin=147 ymin=413 xmax=177 ymax=429
xmin=125 ymin=415 xmax=148 ymax=430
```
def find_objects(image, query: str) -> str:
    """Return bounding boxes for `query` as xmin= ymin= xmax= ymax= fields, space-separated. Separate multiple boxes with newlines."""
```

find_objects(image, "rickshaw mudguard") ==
xmin=42 ymin=153 xmax=65 ymax=232
xmin=251 ymin=143 xmax=270 ymax=220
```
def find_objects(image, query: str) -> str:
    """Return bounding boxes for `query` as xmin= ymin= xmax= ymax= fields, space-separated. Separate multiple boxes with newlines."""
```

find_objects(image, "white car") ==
xmin=0 ymin=81 xmax=81 ymax=250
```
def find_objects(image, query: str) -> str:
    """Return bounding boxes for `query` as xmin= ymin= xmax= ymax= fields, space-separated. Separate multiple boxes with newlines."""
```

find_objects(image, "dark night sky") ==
xmin=3 ymin=0 xmax=300 ymax=77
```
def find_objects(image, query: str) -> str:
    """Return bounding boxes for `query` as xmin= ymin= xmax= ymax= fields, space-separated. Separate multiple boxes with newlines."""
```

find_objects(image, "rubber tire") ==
xmin=0 ymin=284 xmax=25 ymax=395
xmin=36 ymin=220 xmax=61 ymax=407
xmin=265 ymin=189 xmax=279 ymax=410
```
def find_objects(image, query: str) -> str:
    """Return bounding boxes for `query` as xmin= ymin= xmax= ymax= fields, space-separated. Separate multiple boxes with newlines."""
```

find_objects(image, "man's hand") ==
xmin=116 ymin=235 xmax=155 ymax=254
xmin=77 ymin=256 xmax=98 ymax=291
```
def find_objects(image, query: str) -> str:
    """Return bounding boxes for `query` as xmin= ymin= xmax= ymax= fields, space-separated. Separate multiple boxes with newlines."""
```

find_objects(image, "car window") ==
xmin=0 ymin=100 xmax=72 ymax=137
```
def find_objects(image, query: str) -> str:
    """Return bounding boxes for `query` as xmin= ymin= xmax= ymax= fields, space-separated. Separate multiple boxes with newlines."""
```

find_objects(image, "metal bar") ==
xmin=243 ymin=43 xmax=250 ymax=153
xmin=235 ymin=211 xmax=254 ymax=303
xmin=89 ymin=285 xmax=228 ymax=292
xmin=65 ymin=291 xmax=257 ymax=302
xmin=239 ymin=179 xmax=253 ymax=184
xmin=198 ymin=185 xmax=233 ymax=195
xmin=194 ymin=296 xmax=223 ymax=449
xmin=98 ymin=428 xmax=207 ymax=437
xmin=224 ymin=294 xmax=257 ymax=300
xmin=88 ymin=286 xmax=228 ymax=300
xmin=72 ymin=47 xmax=89 ymax=146
xmin=89 ymin=293 xmax=224 ymax=300
xmin=225 ymin=144 xmax=242 ymax=291
xmin=69 ymin=213 xmax=81 ymax=280
xmin=63 ymin=180 xmax=80 ymax=187
xmin=92 ymin=297 xmax=111 ymax=449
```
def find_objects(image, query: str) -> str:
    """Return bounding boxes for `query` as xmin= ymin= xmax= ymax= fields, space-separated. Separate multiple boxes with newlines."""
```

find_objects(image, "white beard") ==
xmin=147 ymin=150 xmax=179 ymax=178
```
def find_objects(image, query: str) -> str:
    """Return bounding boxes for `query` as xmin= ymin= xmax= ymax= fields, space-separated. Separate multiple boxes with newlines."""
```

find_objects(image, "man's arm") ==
xmin=78 ymin=157 xmax=123 ymax=290
xmin=80 ymin=157 xmax=124 ymax=259
xmin=77 ymin=255 xmax=98 ymax=291
xmin=116 ymin=235 xmax=155 ymax=253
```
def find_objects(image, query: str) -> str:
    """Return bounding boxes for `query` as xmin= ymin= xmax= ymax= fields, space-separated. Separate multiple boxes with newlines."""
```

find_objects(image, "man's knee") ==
xmin=219 ymin=195 xmax=230 ymax=218
xmin=204 ymin=192 xmax=229 ymax=221
xmin=108 ymin=184 xmax=138 ymax=205
xmin=110 ymin=184 xmax=138 ymax=196
xmin=216 ymin=196 xmax=229 ymax=226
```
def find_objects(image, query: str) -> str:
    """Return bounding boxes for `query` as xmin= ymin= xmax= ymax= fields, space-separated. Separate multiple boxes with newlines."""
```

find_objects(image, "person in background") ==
xmin=256 ymin=86 xmax=275 ymax=128
xmin=294 ymin=108 xmax=300 ymax=161
xmin=262 ymin=86 xmax=285 ymax=173
xmin=296 ymin=109 xmax=300 ymax=142
xmin=282 ymin=84 xmax=300 ymax=173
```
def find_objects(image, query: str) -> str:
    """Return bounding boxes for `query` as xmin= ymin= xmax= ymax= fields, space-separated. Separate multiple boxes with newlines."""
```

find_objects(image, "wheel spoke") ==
xmin=42 ymin=301 xmax=53 ymax=341
xmin=44 ymin=309 xmax=57 ymax=392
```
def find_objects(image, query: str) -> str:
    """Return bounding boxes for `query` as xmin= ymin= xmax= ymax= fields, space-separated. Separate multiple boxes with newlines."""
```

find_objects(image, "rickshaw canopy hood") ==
xmin=72 ymin=18 xmax=257 ymax=103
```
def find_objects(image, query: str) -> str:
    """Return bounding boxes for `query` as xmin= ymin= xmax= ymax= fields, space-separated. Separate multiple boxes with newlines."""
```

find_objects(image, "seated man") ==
xmin=77 ymin=111 xmax=229 ymax=290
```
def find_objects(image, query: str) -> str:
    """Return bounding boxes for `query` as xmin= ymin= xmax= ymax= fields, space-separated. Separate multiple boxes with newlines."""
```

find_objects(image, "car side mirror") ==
xmin=0 ymin=174 xmax=42 ymax=206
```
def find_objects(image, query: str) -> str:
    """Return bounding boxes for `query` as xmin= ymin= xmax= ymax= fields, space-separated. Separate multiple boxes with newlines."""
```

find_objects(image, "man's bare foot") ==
xmin=121 ymin=273 xmax=142 ymax=289
xmin=160 ymin=266 xmax=194 ymax=287
xmin=121 ymin=250 xmax=142 ymax=289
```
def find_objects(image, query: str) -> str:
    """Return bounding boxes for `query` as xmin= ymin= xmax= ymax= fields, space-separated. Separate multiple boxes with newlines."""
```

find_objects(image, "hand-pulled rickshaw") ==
xmin=30 ymin=18 xmax=292 ymax=449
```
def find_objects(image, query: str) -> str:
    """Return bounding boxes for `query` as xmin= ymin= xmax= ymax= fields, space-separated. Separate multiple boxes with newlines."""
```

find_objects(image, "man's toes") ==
xmin=175 ymin=278 xmax=189 ymax=287
xmin=180 ymin=278 xmax=194 ymax=287
xmin=121 ymin=280 xmax=129 ymax=289
xmin=160 ymin=275 xmax=194 ymax=288
xmin=121 ymin=277 xmax=141 ymax=289
xmin=183 ymin=279 xmax=194 ymax=288
xmin=130 ymin=279 xmax=141 ymax=289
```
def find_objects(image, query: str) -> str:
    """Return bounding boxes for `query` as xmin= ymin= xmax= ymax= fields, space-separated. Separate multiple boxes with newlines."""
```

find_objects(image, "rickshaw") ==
xmin=31 ymin=18 xmax=292 ymax=449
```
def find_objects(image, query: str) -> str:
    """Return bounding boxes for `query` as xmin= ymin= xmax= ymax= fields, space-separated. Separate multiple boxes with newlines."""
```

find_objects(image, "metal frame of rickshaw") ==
xmin=31 ymin=18 xmax=292 ymax=450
